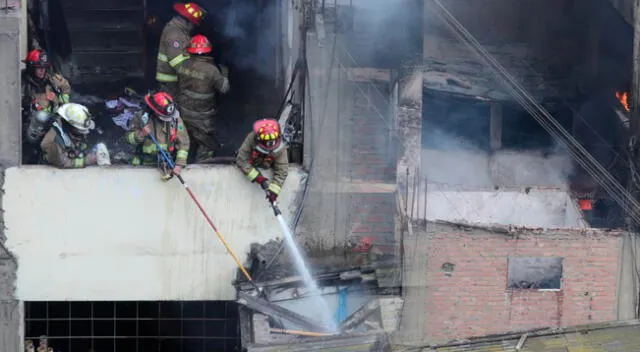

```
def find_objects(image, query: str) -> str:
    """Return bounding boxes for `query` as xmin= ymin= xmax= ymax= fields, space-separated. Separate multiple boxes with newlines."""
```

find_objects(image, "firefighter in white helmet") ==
xmin=40 ymin=103 xmax=111 ymax=168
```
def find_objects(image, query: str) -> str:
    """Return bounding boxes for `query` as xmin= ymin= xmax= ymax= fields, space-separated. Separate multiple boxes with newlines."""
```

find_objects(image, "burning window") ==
xmin=507 ymin=256 xmax=563 ymax=290
xmin=616 ymin=91 xmax=630 ymax=113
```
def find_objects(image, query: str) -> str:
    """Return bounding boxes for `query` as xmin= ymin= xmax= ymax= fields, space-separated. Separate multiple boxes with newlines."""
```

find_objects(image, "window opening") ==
xmin=507 ymin=256 xmax=563 ymax=290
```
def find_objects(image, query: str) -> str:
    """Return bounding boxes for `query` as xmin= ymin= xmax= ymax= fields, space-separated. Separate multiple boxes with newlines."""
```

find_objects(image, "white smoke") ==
xmin=422 ymin=128 xmax=574 ymax=190
xmin=212 ymin=0 xmax=278 ymax=78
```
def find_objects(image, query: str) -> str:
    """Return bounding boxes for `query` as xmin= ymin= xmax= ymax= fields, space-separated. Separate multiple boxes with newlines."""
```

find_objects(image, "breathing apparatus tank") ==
xmin=25 ymin=110 xmax=54 ymax=144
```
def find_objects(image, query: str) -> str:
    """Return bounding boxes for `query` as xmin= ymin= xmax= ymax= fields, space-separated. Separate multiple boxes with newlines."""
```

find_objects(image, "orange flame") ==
xmin=616 ymin=91 xmax=630 ymax=112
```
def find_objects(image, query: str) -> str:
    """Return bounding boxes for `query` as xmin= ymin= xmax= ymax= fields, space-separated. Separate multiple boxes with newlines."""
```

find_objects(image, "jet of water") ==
xmin=275 ymin=214 xmax=339 ymax=333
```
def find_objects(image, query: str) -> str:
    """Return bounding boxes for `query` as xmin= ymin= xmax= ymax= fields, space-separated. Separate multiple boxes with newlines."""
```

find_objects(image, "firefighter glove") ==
xmin=255 ymin=174 xmax=268 ymax=188
xmin=266 ymin=190 xmax=278 ymax=203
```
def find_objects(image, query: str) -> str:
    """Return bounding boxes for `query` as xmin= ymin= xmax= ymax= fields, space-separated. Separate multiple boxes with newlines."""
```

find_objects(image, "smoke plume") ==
xmin=422 ymin=127 xmax=574 ymax=190
xmin=207 ymin=0 xmax=279 ymax=78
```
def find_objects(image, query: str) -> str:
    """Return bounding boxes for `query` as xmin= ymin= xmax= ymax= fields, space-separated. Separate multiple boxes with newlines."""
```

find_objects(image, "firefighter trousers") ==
xmin=181 ymin=110 xmax=219 ymax=163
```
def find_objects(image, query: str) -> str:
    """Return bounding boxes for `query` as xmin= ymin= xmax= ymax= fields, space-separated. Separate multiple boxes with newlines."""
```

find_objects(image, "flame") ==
xmin=616 ymin=91 xmax=630 ymax=112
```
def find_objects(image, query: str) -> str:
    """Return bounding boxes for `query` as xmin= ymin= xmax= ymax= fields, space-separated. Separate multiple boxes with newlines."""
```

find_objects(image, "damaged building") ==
xmin=2 ymin=0 xmax=640 ymax=351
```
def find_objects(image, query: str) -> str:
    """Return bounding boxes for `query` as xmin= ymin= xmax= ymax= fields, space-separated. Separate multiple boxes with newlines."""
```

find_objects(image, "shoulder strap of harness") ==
xmin=52 ymin=121 xmax=72 ymax=149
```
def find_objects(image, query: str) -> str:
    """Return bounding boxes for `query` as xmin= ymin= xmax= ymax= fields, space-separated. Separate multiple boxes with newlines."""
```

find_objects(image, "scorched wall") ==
xmin=401 ymin=222 xmax=623 ymax=344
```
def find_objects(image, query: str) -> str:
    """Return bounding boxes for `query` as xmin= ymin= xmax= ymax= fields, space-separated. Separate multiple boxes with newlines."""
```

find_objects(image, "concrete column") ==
xmin=0 ymin=246 xmax=20 ymax=352
xmin=0 ymin=13 xmax=23 ymax=167
xmin=0 ymin=10 xmax=24 ymax=352
xmin=490 ymin=102 xmax=503 ymax=150
xmin=616 ymin=234 xmax=640 ymax=320
xmin=395 ymin=70 xmax=423 ymax=220
xmin=252 ymin=313 xmax=272 ymax=343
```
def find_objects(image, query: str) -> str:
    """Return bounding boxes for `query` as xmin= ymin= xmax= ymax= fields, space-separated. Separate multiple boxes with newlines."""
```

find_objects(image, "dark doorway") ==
xmin=24 ymin=0 xmax=285 ymax=164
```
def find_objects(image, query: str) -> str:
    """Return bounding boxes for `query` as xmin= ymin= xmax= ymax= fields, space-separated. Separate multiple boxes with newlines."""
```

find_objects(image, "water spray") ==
xmin=268 ymin=199 xmax=339 ymax=333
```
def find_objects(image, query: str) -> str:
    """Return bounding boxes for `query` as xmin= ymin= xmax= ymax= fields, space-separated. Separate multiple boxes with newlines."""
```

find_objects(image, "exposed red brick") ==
xmin=420 ymin=230 xmax=621 ymax=343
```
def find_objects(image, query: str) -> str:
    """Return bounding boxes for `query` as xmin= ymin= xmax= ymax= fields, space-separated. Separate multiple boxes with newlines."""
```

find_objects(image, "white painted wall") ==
xmin=4 ymin=165 xmax=307 ymax=301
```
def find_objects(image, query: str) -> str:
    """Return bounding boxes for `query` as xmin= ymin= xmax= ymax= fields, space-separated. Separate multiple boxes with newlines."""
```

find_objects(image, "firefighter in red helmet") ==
xmin=21 ymin=49 xmax=71 ymax=115
xmin=21 ymin=49 xmax=73 ymax=163
xmin=176 ymin=34 xmax=229 ymax=163
xmin=156 ymin=2 xmax=206 ymax=97
xmin=125 ymin=91 xmax=191 ymax=179
xmin=236 ymin=118 xmax=289 ymax=203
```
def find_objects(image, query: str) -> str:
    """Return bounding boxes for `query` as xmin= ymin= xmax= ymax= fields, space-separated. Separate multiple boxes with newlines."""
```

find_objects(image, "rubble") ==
xmin=244 ymin=238 xmax=397 ymax=284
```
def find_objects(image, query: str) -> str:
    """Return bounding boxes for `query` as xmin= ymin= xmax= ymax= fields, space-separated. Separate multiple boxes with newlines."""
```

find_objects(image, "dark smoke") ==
xmin=200 ymin=0 xmax=279 ymax=78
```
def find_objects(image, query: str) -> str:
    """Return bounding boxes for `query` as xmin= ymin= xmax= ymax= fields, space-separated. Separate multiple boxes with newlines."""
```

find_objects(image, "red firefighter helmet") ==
xmin=173 ymin=2 xmax=205 ymax=26
xmin=187 ymin=34 xmax=212 ymax=54
xmin=23 ymin=49 xmax=51 ymax=68
xmin=253 ymin=118 xmax=282 ymax=152
xmin=144 ymin=92 xmax=179 ymax=121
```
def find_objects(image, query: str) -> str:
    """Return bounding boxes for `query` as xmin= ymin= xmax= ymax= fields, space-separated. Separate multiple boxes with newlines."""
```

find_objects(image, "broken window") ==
xmin=507 ymin=256 xmax=563 ymax=290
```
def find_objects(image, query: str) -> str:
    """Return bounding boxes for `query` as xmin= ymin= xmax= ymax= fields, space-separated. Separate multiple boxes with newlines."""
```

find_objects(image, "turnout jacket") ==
xmin=125 ymin=111 xmax=191 ymax=166
xmin=236 ymin=131 xmax=289 ymax=194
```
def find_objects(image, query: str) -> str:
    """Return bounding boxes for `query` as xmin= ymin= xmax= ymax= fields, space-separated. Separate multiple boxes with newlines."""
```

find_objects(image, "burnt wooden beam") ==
xmin=239 ymin=267 xmax=377 ymax=291
xmin=236 ymin=292 xmax=327 ymax=332
xmin=339 ymin=299 xmax=380 ymax=332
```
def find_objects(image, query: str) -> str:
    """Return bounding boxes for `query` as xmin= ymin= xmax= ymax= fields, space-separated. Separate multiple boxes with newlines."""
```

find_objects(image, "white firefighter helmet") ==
xmin=57 ymin=103 xmax=96 ymax=134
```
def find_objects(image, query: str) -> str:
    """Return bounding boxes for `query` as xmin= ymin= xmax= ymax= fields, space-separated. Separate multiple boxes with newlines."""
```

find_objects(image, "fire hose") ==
xmin=147 ymin=131 xmax=264 ymax=295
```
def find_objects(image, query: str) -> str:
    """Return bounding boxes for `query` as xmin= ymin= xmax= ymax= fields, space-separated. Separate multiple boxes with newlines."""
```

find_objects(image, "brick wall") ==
xmin=417 ymin=223 xmax=622 ymax=343
xmin=347 ymin=82 xmax=396 ymax=247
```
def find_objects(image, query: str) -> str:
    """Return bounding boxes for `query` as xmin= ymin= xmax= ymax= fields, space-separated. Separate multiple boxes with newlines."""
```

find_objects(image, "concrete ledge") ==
xmin=4 ymin=165 xmax=307 ymax=301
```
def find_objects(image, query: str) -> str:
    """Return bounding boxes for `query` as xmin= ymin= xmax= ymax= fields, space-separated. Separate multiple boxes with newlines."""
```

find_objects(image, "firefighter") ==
xmin=40 ymin=103 xmax=111 ymax=169
xmin=156 ymin=2 xmax=206 ymax=96
xmin=22 ymin=49 xmax=72 ymax=144
xmin=22 ymin=49 xmax=71 ymax=114
xmin=236 ymin=118 xmax=289 ymax=203
xmin=176 ymin=34 xmax=230 ymax=163
xmin=126 ymin=91 xmax=190 ymax=179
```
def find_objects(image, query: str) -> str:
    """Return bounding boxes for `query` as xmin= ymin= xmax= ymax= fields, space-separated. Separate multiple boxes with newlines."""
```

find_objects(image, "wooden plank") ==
xmin=339 ymin=299 xmax=380 ymax=332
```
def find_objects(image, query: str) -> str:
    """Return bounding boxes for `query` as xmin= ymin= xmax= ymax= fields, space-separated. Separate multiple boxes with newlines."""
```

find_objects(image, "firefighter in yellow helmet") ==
xmin=236 ymin=118 xmax=289 ymax=203
xmin=156 ymin=2 xmax=206 ymax=97
xmin=40 ymin=103 xmax=111 ymax=169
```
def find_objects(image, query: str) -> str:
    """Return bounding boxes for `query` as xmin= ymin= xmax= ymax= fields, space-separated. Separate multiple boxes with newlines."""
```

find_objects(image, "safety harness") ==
xmin=49 ymin=121 xmax=88 ymax=160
